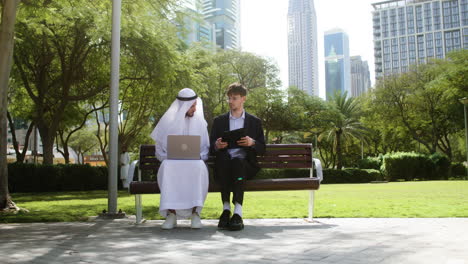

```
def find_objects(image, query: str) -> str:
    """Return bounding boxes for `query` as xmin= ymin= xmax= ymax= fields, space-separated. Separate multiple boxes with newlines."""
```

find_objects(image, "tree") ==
xmin=6 ymin=111 xmax=34 ymax=163
xmin=370 ymin=51 xmax=467 ymax=160
xmin=68 ymin=128 xmax=99 ymax=164
xmin=13 ymin=1 xmax=110 ymax=164
xmin=56 ymin=102 xmax=106 ymax=163
xmin=320 ymin=91 xmax=369 ymax=169
xmin=178 ymin=47 xmax=283 ymax=130
xmin=0 ymin=0 xmax=21 ymax=211
xmin=246 ymin=87 xmax=291 ymax=142
xmin=12 ymin=0 xmax=179 ymax=164
xmin=360 ymin=92 xmax=415 ymax=155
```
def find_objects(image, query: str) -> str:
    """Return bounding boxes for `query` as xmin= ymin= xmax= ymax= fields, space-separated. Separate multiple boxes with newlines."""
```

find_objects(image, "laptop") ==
xmin=167 ymin=135 xmax=201 ymax=160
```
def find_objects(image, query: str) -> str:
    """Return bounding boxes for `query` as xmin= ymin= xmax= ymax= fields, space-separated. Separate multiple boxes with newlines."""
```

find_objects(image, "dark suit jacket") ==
xmin=210 ymin=112 xmax=266 ymax=179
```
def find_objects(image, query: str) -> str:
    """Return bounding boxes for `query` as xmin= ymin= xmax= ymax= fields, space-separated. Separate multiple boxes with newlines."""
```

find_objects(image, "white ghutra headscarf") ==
xmin=150 ymin=88 xmax=209 ymax=160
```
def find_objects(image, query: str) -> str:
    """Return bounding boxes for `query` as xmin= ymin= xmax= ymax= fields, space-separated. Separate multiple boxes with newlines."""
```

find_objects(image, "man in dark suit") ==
xmin=210 ymin=83 xmax=266 ymax=231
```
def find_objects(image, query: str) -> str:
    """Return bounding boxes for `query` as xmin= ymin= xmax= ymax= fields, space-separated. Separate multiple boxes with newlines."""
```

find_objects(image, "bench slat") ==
xmin=257 ymin=156 xmax=311 ymax=162
xmin=258 ymin=162 xmax=312 ymax=169
xmin=129 ymin=178 xmax=319 ymax=194
xmin=264 ymin=144 xmax=312 ymax=149
xmin=262 ymin=149 xmax=311 ymax=156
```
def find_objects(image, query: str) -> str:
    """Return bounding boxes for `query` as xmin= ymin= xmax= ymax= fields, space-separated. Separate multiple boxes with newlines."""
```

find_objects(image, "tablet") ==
xmin=221 ymin=128 xmax=246 ymax=148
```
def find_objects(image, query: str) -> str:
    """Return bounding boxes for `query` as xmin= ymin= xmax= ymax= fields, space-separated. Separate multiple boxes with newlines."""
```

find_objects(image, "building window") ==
xmin=424 ymin=3 xmax=432 ymax=32
xmin=390 ymin=8 xmax=398 ymax=37
xmin=382 ymin=11 xmax=389 ymax=38
xmin=445 ymin=30 xmax=462 ymax=53
xmin=464 ymin=28 xmax=468 ymax=48
xmin=398 ymin=7 xmax=406 ymax=35
xmin=407 ymin=6 xmax=415 ymax=34
xmin=391 ymin=38 xmax=399 ymax=53
xmin=383 ymin=39 xmax=390 ymax=54
xmin=462 ymin=0 xmax=468 ymax=26
xmin=417 ymin=35 xmax=425 ymax=58
xmin=426 ymin=33 xmax=434 ymax=57
xmin=435 ymin=31 xmax=444 ymax=58
xmin=408 ymin=35 xmax=416 ymax=58
xmin=443 ymin=0 xmax=461 ymax=29
xmin=433 ymin=1 xmax=442 ymax=30
xmin=416 ymin=5 xmax=424 ymax=33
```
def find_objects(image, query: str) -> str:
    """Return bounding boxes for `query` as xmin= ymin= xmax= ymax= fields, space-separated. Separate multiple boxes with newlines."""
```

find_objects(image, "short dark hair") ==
xmin=227 ymin=83 xmax=247 ymax=97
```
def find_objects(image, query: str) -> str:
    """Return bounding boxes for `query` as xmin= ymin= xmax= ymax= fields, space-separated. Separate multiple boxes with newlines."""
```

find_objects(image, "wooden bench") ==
xmin=129 ymin=144 xmax=322 ymax=224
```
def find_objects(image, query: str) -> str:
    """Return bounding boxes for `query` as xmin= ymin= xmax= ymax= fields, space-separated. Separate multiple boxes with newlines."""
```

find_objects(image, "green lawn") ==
xmin=2 ymin=181 xmax=468 ymax=223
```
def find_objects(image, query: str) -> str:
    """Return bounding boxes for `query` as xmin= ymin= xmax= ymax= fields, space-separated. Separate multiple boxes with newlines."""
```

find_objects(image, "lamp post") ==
xmin=460 ymin=97 xmax=468 ymax=177
xmin=101 ymin=0 xmax=124 ymax=218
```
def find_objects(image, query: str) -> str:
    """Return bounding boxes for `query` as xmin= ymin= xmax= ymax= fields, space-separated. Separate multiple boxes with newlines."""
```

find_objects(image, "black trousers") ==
xmin=214 ymin=152 xmax=254 ymax=205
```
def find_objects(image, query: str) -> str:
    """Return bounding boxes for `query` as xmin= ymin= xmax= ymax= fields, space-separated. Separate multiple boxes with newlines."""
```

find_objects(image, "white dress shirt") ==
xmin=228 ymin=111 xmax=246 ymax=159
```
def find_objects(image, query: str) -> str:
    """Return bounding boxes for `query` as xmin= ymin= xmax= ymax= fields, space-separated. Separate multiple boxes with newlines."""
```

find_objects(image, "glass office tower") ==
xmin=350 ymin=56 xmax=371 ymax=97
xmin=324 ymin=29 xmax=351 ymax=100
xmin=287 ymin=0 xmax=319 ymax=96
xmin=202 ymin=0 xmax=240 ymax=50
xmin=372 ymin=0 xmax=468 ymax=78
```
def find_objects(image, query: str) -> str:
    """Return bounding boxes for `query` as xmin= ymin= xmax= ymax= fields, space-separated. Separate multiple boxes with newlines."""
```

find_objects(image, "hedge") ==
xmin=381 ymin=152 xmax=450 ymax=181
xmin=255 ymin=168 xmax=381 ymax=184
xmin=321 ymin=168 xmax=381 ymax=184
xmin=8 ymin=163 xmax=110 ymax=193
xmin=357 ymin=156 xmax=382 ymax=170
xmin=451 ymin=162 xmax=468 ymax=179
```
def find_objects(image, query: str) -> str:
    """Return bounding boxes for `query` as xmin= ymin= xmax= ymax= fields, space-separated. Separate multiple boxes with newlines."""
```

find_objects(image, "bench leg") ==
xmin=135 ymin=194 xmax=142 ymax=224
xmin=308 ymin=190 xmax=315 ymax=220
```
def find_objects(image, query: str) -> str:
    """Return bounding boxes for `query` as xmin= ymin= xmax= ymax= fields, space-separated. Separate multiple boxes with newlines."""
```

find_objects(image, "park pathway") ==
xmin=1 ymin=218 xmax=467 ymax=263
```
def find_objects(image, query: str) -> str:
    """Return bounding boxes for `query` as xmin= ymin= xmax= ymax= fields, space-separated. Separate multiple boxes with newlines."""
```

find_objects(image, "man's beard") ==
xmin=186 ymin=112 xmax=194 ymax=117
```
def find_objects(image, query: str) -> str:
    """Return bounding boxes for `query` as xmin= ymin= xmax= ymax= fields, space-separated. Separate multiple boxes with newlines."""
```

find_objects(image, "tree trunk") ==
xmin=336 ymin=129 xmax=343 ymax=170
xmin=39 ymin=130 xmax=55 ymax=164
xmin=56 ymin=132 xmax=70 ymax=164
xmin=7 ymin=111 xmax=33 ymax=163
xmin=0 ymin=0 xmax=20 ymax=210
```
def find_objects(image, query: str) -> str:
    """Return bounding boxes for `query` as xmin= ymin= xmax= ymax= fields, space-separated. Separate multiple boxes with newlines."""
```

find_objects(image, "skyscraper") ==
xmin=350 ymin=56 xmax=371 ymax=97
xmin=287 ymin=0 xmax=319 ymax=96
xmin=178 ymin=2 xmax=216 ymax=48
xmin=202 ymin=0 xmax=241 ymax=50
xmin=372 ymin=0 xmax=468 ymax=78
xmin=324 ymin=29 xmax=351 ymax=100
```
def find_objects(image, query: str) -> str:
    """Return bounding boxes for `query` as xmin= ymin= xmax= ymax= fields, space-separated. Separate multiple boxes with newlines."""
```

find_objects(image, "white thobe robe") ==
xmin=156 ymin=117 xmax=210 ymax=218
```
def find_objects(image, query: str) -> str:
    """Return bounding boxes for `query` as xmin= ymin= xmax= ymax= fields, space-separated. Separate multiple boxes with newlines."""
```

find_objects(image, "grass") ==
xmin=1 ymin=181 xmax=468 ymax=223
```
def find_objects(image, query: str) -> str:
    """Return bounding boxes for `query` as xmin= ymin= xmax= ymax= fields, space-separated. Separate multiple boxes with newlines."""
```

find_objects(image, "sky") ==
xmin=240 ymin=0 xmax=377 ymax=99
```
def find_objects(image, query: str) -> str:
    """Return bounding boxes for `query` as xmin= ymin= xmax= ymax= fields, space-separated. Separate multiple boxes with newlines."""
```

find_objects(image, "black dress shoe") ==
xmin=229 ymin=214 xmax=244 ymax=231
xmin=218 ymin=210 xmax=231 ymax=229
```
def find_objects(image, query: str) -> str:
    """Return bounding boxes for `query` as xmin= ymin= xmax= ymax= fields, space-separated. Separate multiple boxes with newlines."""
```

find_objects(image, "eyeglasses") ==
xmin=227 ymin=96 xmax=242 ymax=102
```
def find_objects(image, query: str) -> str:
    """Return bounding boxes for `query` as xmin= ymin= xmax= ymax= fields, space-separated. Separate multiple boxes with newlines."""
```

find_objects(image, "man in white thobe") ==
xmin=150 ymin=88 xmax=209 ymax=229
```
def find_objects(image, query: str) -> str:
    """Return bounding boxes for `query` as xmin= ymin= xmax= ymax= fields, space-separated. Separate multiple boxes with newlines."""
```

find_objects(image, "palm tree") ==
xmin=320 ymin=91 xmax=368 ymax=170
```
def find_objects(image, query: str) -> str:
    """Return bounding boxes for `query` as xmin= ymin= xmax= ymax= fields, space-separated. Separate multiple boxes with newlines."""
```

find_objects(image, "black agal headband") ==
xmin=176 ymin=94 xmax=198 ymax=101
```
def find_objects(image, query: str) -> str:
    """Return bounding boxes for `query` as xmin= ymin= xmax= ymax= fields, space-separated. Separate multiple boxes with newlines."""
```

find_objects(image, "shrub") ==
xmin=8 ymin=163 xmax=109 ymax=192
xmin=428 ymin=153 xmax=450 ymax=180
xmin=357 ymin=156 xmax=382 ymax=170
xmin=321 ymin=168 xmax=380 ymax=184
xmin=450 ymin=162 xmax=467 ymax=179
xmin=381 ymin=152 xmax=452 ymax=181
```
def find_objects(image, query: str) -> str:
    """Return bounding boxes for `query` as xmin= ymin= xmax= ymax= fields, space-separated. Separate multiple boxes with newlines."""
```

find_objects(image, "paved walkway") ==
xmin=1 ymin=217 xmax=467 ymax=264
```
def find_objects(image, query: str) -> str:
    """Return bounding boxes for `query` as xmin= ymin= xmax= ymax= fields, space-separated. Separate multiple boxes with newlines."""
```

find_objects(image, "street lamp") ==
xmin=459 ymin=97 xmax=468 ymax=177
